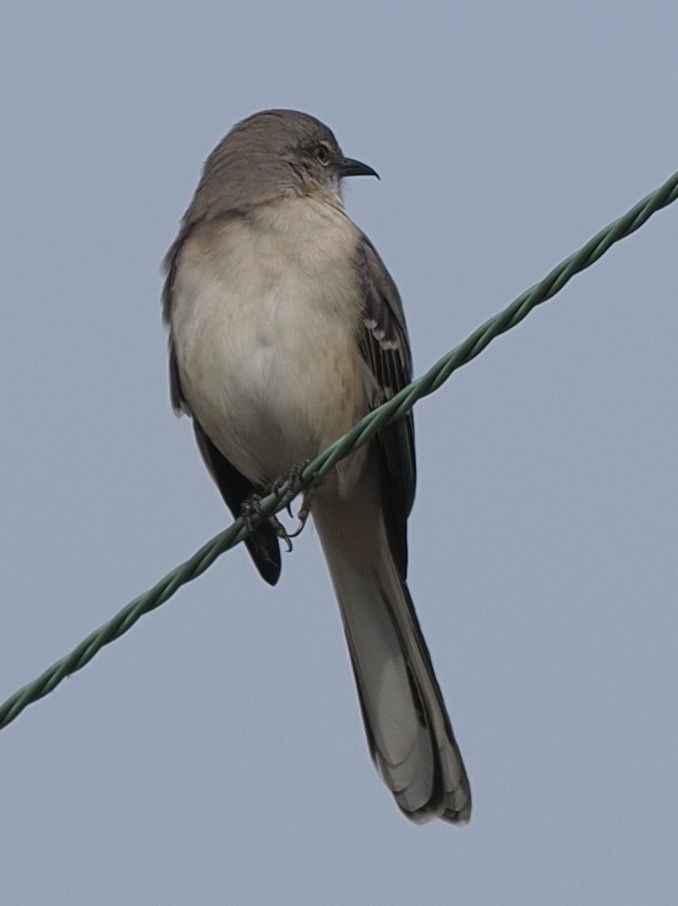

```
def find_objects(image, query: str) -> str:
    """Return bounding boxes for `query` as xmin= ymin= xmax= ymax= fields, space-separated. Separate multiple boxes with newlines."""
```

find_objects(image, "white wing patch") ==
xmin=363 ymin=317 xmax=401 ymax=352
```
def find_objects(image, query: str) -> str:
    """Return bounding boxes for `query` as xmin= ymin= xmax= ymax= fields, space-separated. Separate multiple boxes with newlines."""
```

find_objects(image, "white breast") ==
xmin=170 ymin=195 xmax=370 ymax=488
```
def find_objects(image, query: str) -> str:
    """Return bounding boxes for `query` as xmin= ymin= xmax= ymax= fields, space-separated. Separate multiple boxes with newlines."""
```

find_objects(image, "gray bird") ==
xmin=163 ymin=109 xmax=471 ymax=823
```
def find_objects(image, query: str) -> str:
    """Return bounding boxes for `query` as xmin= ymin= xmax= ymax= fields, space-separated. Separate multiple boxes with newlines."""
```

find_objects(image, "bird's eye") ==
xmin=315 ymin=142 xmax=332 ymax=166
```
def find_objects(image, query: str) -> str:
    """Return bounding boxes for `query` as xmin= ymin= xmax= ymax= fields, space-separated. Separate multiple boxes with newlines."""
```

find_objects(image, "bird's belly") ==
xmin=174 ymin=279 xmax=368 ymax=487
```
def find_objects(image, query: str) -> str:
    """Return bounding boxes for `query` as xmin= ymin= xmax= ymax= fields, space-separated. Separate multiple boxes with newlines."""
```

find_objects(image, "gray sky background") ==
xmin=2 ymin=3 xmax=676 ymax=904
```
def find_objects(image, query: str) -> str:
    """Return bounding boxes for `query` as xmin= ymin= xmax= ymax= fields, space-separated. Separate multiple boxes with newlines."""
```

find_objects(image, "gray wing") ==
xmin=354 ymin=234 xmax=416 ymax=578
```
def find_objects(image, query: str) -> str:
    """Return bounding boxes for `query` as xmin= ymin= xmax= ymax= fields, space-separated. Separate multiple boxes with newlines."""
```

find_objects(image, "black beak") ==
xmin=340 ymin=157 xmax=380 ymax=179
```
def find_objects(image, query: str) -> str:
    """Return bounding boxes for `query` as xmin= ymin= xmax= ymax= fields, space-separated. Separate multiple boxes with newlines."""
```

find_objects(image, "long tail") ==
xmin=312 ymin=488 xmax=471 ymax=824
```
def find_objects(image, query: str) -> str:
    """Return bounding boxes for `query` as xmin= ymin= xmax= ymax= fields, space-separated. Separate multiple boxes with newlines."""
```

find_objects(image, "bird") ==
xmin=163 ymin=109 xmax=471 ymax=823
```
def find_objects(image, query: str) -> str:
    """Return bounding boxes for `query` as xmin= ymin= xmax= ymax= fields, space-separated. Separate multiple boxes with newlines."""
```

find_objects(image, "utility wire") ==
xmin=1 ymin=168 xmax=677 ymax=732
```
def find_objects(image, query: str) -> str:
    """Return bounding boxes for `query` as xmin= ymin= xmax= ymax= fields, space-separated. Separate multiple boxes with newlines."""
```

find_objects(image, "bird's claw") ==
xmin=286 ymin=491 xmax=314 ymax=539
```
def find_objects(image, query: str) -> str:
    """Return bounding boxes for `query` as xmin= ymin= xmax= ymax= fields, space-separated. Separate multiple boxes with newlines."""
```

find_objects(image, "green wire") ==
xmin=1 ymin=168 xmax=677 ymax=732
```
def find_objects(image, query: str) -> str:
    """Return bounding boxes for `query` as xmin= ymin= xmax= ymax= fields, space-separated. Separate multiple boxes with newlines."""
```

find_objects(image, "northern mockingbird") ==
xmin=163 ymin=109 xmax=471 ymax=823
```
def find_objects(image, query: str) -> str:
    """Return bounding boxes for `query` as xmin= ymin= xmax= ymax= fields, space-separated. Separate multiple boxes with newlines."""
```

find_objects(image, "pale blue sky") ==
xmin=1 ymin=3 xmax=676 ymax=904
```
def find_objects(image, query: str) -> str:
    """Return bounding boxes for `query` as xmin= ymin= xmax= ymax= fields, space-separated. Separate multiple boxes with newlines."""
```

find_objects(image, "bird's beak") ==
xmin=341 ymin=157 xmax=380 ymax=179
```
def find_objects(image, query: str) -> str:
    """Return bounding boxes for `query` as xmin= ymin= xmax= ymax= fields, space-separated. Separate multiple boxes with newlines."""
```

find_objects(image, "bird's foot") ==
xmin=242 ymin=462 xmax=316 ymax=552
